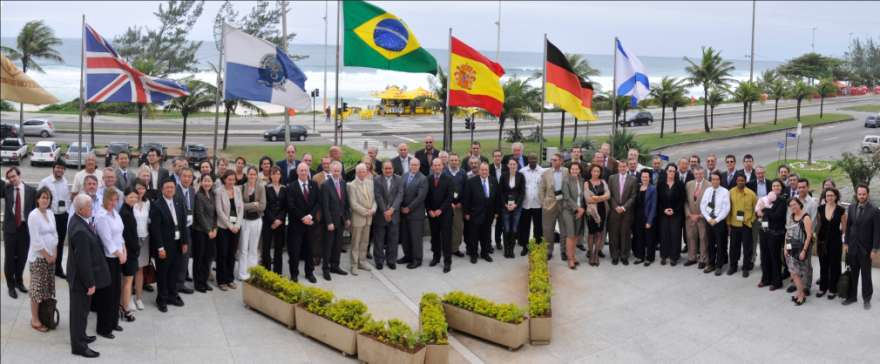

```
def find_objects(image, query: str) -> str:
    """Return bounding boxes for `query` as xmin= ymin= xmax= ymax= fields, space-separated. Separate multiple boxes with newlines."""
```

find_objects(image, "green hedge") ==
xmin=247 ymin=266 xmax=304 ymax=304
xmin=361 ymin=319 xmax=424 ymax=351
xmin=527 ymin=240 xmax=552 ymax=317
xmin=442 ymin=291 xmax=526 ymax=324
xmin=419 ymin=293 xmax=448 ymax=345
xmin=294 ymin=279 xmax=371 ymax=331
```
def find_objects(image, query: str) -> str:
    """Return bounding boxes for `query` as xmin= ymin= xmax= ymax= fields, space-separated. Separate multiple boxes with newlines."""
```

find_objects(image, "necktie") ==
xmin=710 ymin=188 xmax=717 ymax=217
xmin=88 ymin=218 xmax=96 ymax=233
xmin=483 ymin=179 xmax=489 ymax=198
xmin=122 ymin=170 xmax=128 ymax=185
xmin=386 ymin=177 xmax=391 ymax=192
xmin=15 ymin=187 xmax=22 ymax=226
xmin=335 ymin=179 xmax=342 ymax=200
xmin=434 ymin=175 xmax=439 ymax=188
xmin=184 ymin=189 xmax=190 ymax=209
xmin=302 ymin=182 xmax=309 ymax=200
xmin=856 ymin=205 xmax=863 ymax=220
xmin=407 ymin=174 xmax=413 ymax=186
xmin=694 ymin=181 xmax=701 ymax=201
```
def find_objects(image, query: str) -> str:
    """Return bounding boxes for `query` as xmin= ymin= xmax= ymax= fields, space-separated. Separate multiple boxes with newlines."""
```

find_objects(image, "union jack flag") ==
xmin=84 ymin=23 xmax=188 ymax=104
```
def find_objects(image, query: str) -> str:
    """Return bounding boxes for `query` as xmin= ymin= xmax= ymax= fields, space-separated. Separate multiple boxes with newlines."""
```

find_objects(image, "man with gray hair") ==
xmin=321 ymin=161 xmax=351 ymax=279
xmin=398 ymin=158 xmax=428 ymax=269
xmin=68 ymin=193 xmax=110 ymax=358
xmin=72 ymin=154 xmax=104 ymax=194
xmin=503 ymin=142 xmax=526 ymax=168
xmin=366 ymin=145 xmax=382 ymax=173
xmin=97 ymin=167 xmax=124 ymax=211
xmin=347 ymin=163 xmax=376 ymax=275
xmin=373 ymin=161 xmax=403 ymax=269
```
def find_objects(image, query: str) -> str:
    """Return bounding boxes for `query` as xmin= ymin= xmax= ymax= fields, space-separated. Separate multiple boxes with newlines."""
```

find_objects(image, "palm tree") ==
xmin=760 ymin=71 xmax=789 ymax=125
xmin=789 ymin=80 xmax=814 ymax=122
xmin=649 ymin=77 xmax=685 ymax=138
xmin=498 ymin=76 xmax=540 ymax=147
xmin=165 ymin=79 xmax=215 ymax=150
xmin=705 ymin=88 xmax=726 ymax=129
xmin=815 ymin=78 xmax=837 ymax=118
xmin=7 ymin=20 xmax=63 ymax=130
xmin=684 ymin=46 xmax=735 ymax=132
xmin=732 ymin=81 xmax=761 ymax=128
xmin=671 ymin=95 xmax=689 ymax=134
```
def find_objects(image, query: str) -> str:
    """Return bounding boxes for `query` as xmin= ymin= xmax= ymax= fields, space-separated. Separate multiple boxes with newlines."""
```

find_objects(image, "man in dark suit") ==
xmin=113 ymin=151 xmax=135 ymax=190
xmin=415 ymin=135 xmax=439 ymax=175
xmin=149 ymin=178 xmax=190 ymax=312
xmin=842 ymin=184 xmax=880 ymax=310
xmin=591 ymin=151 xmax=613 ymax=180
xmin=373 ymin=161 xmax=403 ymax=270
xmin=677 ymin=158 xmax=695 ymax=184
xmin=719 ymin=154 xmax=738 ymax=189
xmin=398 ymin=158 xmax=428 ymax=268
xmin=287 ymin=162 xmax=319 ymax=283
xmin=391 ymin=143 xmax=414 ymax=176
xmin=320 ymin=161 xmax=351 ymax=279
xmin=607 ymin=162 xmax=637 ymax=265
xmin=488 ymin=150 xmax=505 ymax=250
xmin=737 ymin=154 xmax=757 ymax=184
xmin=174 ymin=168 xmax=196 ymax=294
xmin=467 ymin=141 xmax=490 ymax=165
xmin=276 ymin=144 xmax=301 ymax=185
xmin=145 ymin=148 xmax=170 ymax=192
xmin=426 ymin=159 xmax=454 ymax=272
xmin=67 ymin=194 xmax=110 ymax=358
xmin=462 ymin=163 xmax=498 ymax=263
xmin=4 ymin=167 xmax=36 ymax=298
xmin=502 ymin=142 xmax=526 ymax=169
xmin=746 ymin=166 xmax=772 ymax=266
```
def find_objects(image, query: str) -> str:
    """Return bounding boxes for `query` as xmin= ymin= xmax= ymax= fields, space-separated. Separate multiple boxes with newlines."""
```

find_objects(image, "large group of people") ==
xmin=2 ymin=136 xmax=879 ymax=358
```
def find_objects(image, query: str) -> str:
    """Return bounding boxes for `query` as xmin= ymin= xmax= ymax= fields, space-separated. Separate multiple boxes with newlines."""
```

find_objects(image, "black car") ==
xmin=184 ymin=144 xmax=209 ymax=165
xmin=619 ymin=111 xmax=654 ymax=127
xmin=865 ymin=115 xmax=879 ymax=128
xmin=105 ymin=142 xmax=131 ymax=167
xmin=138 ymin=142 xmax=168 ymax=166
xmin=263 ymin=124 xmax=308 ymax=142
xmin=1 ymin=123 xmax=19 ymax=139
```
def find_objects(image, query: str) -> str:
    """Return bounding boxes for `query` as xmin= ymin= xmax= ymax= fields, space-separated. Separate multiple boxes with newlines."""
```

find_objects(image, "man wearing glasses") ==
xmin=719 ymin=155 xmax=738 ymax=189
xmin=415 ymin=135 xmax=439 ymax=176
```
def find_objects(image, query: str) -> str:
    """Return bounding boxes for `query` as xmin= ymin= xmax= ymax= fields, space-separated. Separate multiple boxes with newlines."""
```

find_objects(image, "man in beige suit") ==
xmin=538 ymin=153 xmax=567 ymax=259
xmin=684 ymin=166 xmax=710 ymax=267
xmin=607 ymin=161 xmax=637 ymax=264
xmin=347 ymin=163 xmax=376 ymax=275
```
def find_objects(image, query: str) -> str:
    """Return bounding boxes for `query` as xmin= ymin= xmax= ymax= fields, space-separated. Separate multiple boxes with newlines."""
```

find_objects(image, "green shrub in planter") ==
xmin=419 ymin=293 xmax=448 ymax=345
xmin=361 ymin=319 xmax=424 ymax=350
xmin=301 ymin=286 xmax=334 ymax=313
xmin=442 ymin=291 xmax=526 ymax=324
xmin=319 ymin=299 xmax=371 ymax=330
xmin=527 ymin=240 xmax=552 ymax=317
xmin=247 ymin=266 xmax=305 ymax=304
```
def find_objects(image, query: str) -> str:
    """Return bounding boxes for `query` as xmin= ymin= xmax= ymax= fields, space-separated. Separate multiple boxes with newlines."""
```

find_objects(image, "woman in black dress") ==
xmin=262 ymin=166 xmax=287 ymax=273
xmin=633 ymin=169 xmax=657 ymax=266
xmin=758 ymin=179 xmax=788 ymax=291
xmin=118 ymin=188 xmax=140 ymax=322
xmin=656 ymin=164 xmax=686 ymax=266
xmin=584 ymin=164 xmax=610 ymax=266
xmin=815 ymin=187 xmax=846 ymax=299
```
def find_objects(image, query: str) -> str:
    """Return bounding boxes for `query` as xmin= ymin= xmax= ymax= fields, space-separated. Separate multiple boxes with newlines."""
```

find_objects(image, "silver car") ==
xmin=64 ymin=142 xmax=96 ymax=167
xmin=22 ymin=118 xmax=56 ymax=137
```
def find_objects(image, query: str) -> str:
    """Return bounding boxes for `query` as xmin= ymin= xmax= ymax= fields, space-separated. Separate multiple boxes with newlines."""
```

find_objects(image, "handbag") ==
xmin=143 ymin=261 xmax=157 ymax=285
xmin=837 ymin=264 xmax=851 ymax=300
xmin=38 ymin=297 xmax=60 ymax=330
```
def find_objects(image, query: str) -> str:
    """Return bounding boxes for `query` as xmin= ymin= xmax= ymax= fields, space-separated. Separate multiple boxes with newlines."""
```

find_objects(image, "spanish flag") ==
xmin=545 ymin=40 xmax=596 ymax=121
xmin=448 ymin=36 xmax=504 ymax=117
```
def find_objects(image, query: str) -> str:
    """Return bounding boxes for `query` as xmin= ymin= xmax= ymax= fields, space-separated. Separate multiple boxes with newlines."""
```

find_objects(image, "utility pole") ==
xmin=281 ymin=0 xmax=291 ymax=147
xmin=323 ymin=0 xmax=329 ymax=112
xmin=811 ymin=27 xmax=817 ymax=52
xmin=748 ymin=0 xmax=756 ymax=124
xmin=495 ymin=1 xmax=501 ymax=62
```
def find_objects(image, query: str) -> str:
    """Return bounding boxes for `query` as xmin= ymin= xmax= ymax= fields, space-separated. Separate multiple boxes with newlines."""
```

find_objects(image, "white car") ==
xmin=22 ymin=118 xmax=56 ymax=137
xmin=31 ymin=141 xmax=61 ymax=166
xmin=64 ymin=142 xmax=96 ymax=167
xmin=862 ymin=135 xmax=880 ymax=153
xmin=0 ymin=137 xmax=28 ymax=165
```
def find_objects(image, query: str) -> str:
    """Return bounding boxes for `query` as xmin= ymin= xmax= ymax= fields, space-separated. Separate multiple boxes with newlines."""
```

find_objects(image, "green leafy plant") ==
xmin=247 ymin=266 xmax=304 ymax=304
xmin=300 ymin=286 xmax=334 ymax=313
xmin=442 ymin=291 xmax=526 ymax=324
xmin=318 ymin=299 xmax=371 ymax=330
xmin=419 ymin=293 xmax=448 ymax=345
xmin=527 ymin=240 xmax=552 ymax=317
xmin=361 ymin=319 xmax=425 ymax=351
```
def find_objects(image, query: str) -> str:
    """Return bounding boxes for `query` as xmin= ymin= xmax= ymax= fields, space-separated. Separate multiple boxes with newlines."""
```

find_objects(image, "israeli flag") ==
xmin=223 ymin=24 xmax=311 ymax=110
xmin=614 ymin=39 xmax=649 ymax=107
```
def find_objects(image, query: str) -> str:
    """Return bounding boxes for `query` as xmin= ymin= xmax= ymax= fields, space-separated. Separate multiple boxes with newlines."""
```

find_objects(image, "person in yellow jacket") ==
xmin=727 ymin=173 xmax=757 ymax=277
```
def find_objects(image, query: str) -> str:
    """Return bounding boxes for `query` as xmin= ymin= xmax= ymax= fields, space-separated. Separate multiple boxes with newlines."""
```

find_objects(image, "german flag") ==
xmin=545 ymin=40 xmax=597 ymax=121
xmin=448 ymin=36 xmax=505 ymax=117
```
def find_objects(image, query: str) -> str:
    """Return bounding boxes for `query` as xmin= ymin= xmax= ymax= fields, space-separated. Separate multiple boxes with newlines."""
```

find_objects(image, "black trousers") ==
xmin=176 ymin=226 xmax=193 ymax=288
xmin=759 ymin=231 xmax=784 ymax=288
xmin=707 ymin=222 xmax=728 ymax=267
xmin=322 ymin=223 xmax=343 ymax=272
xmin=262 ymin=219 xmax=286 ymax=274
xmin=466 ymin=216 xmax=492 ymax=257
xmin=429 ymin=212 xmax=452 ymax=265
xmin=288 ymin=223 xmax=315 ymax=277
xmin=372 ymin=221 xmax=399 ymax=266
xmin=494 ymin=214 xmax=503 ymax=247
xmin=518 ymin=208 xmax=542 ymax=247
xmin=192 ymin=230 xmax=216 ymax=290
xmin=400 ymin=217 xmax=424 ymax=262
xmin=3 ymin=225 xmax=29 ymax=287
xmin=729 ymin=226 xmax=753 ymax=270
xmin=847 ymin=245 xmax=874 ymax=302
xmin=216 ymin=229 xmax=238 ymax=285
xmin=818 ymin=238 xmax=842 ymax=293
xmin=659 ymin=214 xmax=682 ymax=260
xmin=69 ymin=288 xmax=92 ymax=353
xmin=95 ymin=257 xmax=120 ymax=335
xmin=632 ymin=216 xmax=654 ymax=261
xmin=55 ymin=213 xmax=68 ymax=274
xmin=156 ymin=243 xmax=182 ymax=305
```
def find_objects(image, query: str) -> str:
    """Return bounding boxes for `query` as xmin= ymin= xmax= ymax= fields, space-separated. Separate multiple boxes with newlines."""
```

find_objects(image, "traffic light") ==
xmin=464 ymin=117 xmax=473 ymax=130
xmin=310 ymin=89 xmax=319 ymax=98
xmin=342 ymin=102 xmax=349 ymax=112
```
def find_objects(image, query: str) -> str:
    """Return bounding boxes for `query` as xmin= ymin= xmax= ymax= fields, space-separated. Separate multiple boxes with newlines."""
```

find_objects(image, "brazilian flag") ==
xmin=343 ymin=1 xmax=437 ymax=74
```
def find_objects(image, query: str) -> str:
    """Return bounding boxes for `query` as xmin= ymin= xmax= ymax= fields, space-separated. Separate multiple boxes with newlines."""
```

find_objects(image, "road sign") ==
xmin=658 ymin=153 xmax=669 ymax=161
xmin=777 ymin=142 xmax=785 ymax=150
xmin=796 ymin=123 xmax=802 ymax=136
xmin=786 ymin=132 xmax=797 ymax=139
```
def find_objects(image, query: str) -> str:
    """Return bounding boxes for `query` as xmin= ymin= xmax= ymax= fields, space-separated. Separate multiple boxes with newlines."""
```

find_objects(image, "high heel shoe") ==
xmin=794 ymin=296 xmax=806 ymax=306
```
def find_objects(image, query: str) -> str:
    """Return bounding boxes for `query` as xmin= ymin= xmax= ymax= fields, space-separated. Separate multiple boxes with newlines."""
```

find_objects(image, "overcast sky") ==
xmin=1 ymin=1 xmax=876 ymax=61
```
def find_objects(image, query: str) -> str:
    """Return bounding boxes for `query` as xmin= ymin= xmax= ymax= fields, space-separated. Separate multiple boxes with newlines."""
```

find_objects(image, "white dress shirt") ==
xmin=71 ymin=169 xmax=104 ymax=194
xmin=95 ymin=208 xmax=124 ymax=258
xmin=700 ymin=186 xmax=731 ymax=221
xmin=27 ymin=209 xmax=58 ymax=263
xmin=520 ymin=165 xmax=545 ymax=209
xmin=38 ymin=175 xmax=71 ymax=215
xmin=134 ymin=201 xmax=150 ymax=238
xmin=165 ymin=197 xmax=179 ymax=227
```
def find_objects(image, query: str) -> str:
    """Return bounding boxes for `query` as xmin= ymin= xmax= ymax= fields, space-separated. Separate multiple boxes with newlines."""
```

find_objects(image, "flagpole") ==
xmin=333 ymin=0 xmax=341 ymax=146
xmin=495 ymin=1 xmax=501 ymax=62
xmin=212 ymin=26 xmax=225 ymax=168
xmin=282 ymin=0 xmax=291 ymax=147
xmin=444 ymin=28 xmax=452 ymax=152
xmin=610 ymin=37 xmax=618 ymax=162
xmin=539 ymin=33 xmax=546 ymax=162
xmin=78 ymin=14 xmax=85 ymax=168
xmin=323 ymin=0 xmax=329 ymax=113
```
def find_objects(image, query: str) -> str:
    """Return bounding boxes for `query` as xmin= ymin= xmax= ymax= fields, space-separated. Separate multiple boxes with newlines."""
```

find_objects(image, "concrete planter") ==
xmin=424 ymin=344 xmax=449 ymax=364
xmin=356 ymin=333 xmax=426 ymax=364
xmin=529 ymin=315 xmax=552 ymax=345
xmin=442 ymin=303 xmax=528 ymax=350
xmin=242 ymin=281 xmax=296 ymax=329
xmin=294 ymin=305 xmax=358 ymax=355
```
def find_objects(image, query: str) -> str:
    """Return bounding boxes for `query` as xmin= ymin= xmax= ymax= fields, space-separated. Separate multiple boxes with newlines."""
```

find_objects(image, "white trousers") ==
xmin=237 ymin=218 xmax=263 ymax=280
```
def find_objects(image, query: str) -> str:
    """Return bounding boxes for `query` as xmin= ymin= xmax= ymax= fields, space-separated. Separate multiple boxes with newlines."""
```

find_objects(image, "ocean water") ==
xmin=2 ymin=38 xmax=781 ymax=112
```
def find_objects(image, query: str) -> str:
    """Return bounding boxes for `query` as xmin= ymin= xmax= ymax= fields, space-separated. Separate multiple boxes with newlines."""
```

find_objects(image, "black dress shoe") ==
xmin=205 ymin=285 xmax=213 ymax=291
xmin=660 ymin=259 xmax=667 ymax=266
xmin=698 ymin=262 xmax=706 ymax=269
xmin=612 ymin=259 xmax=619 ymax=265
xmin=644 ymin=260 xmax=652 ymax=267
xmin=397 ymin=257 xmax=411 ymax=264
xmin=453 ymin=251 xmax=465 ymax=257
xmin=488 ymin=247 xmax=494 ymax=254
xmin=305 ymin=274 xmax=318 ymax=284
xmin=598 ymin=251 xmax=606 ymax=258
xmin=670 ymin=260 xmax=678 ymax=267
xmin=786 ymin=285 xmax=797 ymax=293
xmin=443 ymin=265 xmax=451 ymax=273
xmin=633 ymin=259 xmax=644 ymax=265
xmin=683 ymin=260 xmax=697 ymax=267
xmin=577 ymin=244 xmax=587 ymax=251
xmin=864 ymin=301 xmax=872 ymax=310
xmin=622 ymin=259 xmax=629 ymax=266
xmin=330 ymin=267 xmax=348 ymax=275
xmin=366 ymin=253 xmax=373 ymax=260
xmin=16 ymin=283 xmax=28 ymax=293
xmin=561 ymin=252 xmax=568 ymax=261
xmin=171 ymin=297 xmax=185 ymax=307
xmin=195 ymin=286 xmax=207 ymax=293
xmin=85 ymin=335 xmax=97 ymax=343
xmin=143 ymin=285 xmax=154 ymax=292
xmin=429 ymin=259 xmax=440 ymax=267
xmin=291 ymin=275 xmax=299 ymax=283
xmin=73 ymin=348 xmax=100 ymax=358
xmin=470 ymin=256 xmax=478 ymax=264
xmin=406 ymin=261 xmax=421 ymax=269
xmin=841 ymin=299 xmax=856 ymax=306
xmin=742 ymin=270 xmax=750 ymax=278
xmin=179 ymin=286 xmax=194 ymax=294
xmin=97 ymin=332 xmax=115 ymax=339
xmin=8 ymin=287 xmax=17 ymax=299
xmin=113 ymin=325 xmax=123 ymax=332
xmin=376 ymin=263 xmax=383 ymax=270
xmin=387 ymin=263 xmax=397 ymax=270
xmin=323 ymin=271 xmax=332 ymax=281
xmin=157 ymin=303 xmax=168 ymax=313
xmin=714 ymin=268 xmax=724 ymax=276
xmin=482 ymin=255 xmax=493 ymax=263
xmin=726 ymin=267 xmax=737 ymax=276
xmin=520 ymin=248 xmax=529 ymax=256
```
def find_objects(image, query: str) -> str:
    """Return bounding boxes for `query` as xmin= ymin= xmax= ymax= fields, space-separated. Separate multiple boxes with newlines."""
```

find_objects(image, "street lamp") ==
xmin=811 ymin=27 xmax=817 ymax=52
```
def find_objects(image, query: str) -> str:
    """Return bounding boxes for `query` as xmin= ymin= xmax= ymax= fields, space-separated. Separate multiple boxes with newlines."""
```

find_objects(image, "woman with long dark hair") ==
xmin=559 ymin=162 xmax=584 ymax=269
xmin=584 ymin=164 xmax=610 ymax=266
xmin=118 ymin=187 xmax=140 ymax=322
xmin=657 ymin=164 xmax=686 ymax=266
xmin=262 ymin=166 xmax=287 ymax=272
xmin=26 ymin=187 xmax=57 ymax=332
xmin=757 ymin=179 xmax=788 ymax=291
xmin=815 ymin=187 xmax=846 ymax=299
xmin=193 ymin=173 xmax=218 ymax=292
xmin=498 ymin=159 xmax=525 ymax=258
xmin=215 ymin=170 xmax=243 ymax=290
xmin=785 ymin=198 xmax=813 ymax=306
xmin=258 ymin=156 xmax=274 ymax=184
xmin=633 ymin=169 xmax=657 ymax=266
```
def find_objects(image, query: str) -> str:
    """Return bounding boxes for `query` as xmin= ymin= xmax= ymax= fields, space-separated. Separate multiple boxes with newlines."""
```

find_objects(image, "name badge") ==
xmin=186 ymin=214 xmax=193 ymax=226
xmin=761 ymin=221 xmax=769 ymax=229
xmin=230 ymin=216 xmax=239 ymax=225
xmin=736 ymin=211 xmax=744 ymax=222
xmin=285 ymin=216 xmax=289 ymax=225
xmin=785 ymin=243 xmax=792 ymax=250
xmin=556 ymin=195 xmax=563 ymax=201
xmin=174 ymin=230 xmax=181 ymax=240
xmin=453 ymin=192 xmax=458 ymax=199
